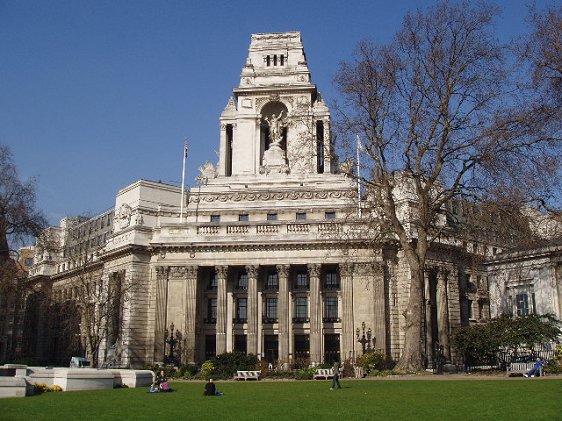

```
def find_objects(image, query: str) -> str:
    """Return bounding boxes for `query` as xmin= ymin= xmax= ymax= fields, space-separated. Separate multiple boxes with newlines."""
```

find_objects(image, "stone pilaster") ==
xmin=372 ymin=263 xmax=386 ymax=354
xmin=155 ymin=266 xmax=169 ymax=362
xmin=246 ymin=265 xmax=259 ymax=355
xmin=423 ymin=268 xmax=433 ymax=366
xmin=308 ymin=263 xmax=321 ymax=364
xmin=277 ymin=264 xmax=291 ymax=364
xmin=184 ymin=265 xmax=198 ymax=364
xmin=339 ymin=263 xmax=354 ymax=362
xmin=216 ymin=266 xmax=228 ymax=355
xmin=436 ymin=267 xmax=450 ymax=360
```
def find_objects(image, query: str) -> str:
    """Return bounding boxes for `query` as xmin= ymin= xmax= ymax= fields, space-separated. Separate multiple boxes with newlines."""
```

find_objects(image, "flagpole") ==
xmin=356 ymin=135 xmax=362 ymax=218
xmin=180 ymin=140 xmax=188 ymax=223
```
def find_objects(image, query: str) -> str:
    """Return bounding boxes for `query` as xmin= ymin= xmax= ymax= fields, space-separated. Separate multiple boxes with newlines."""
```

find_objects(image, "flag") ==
xmin=184 ymin=142 xmax=188 ymax=159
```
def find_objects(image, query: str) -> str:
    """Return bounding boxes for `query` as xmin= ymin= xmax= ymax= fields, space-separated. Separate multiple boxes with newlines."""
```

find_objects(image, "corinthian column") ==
xmin=277 ymin=264 xmax=290 ymax=364
xmin=340 ymin=263 xmax=354 ymax=361
xmin=184 ymin=266 xmax=198 ymax=364
xmin=246 ymin=265 xmax=259 ymax=355
xmin=437 ymin=268 xmax=450 ymax=360
xmin=308 ymin=263 xmax=321 ymax=365
xmin=215 ymin=266 xmax=228 ymax=355
xmin=372 ymin=263 xmax=386 ymax=354
xmin=155 ymin=266 xmax=169 ymax=362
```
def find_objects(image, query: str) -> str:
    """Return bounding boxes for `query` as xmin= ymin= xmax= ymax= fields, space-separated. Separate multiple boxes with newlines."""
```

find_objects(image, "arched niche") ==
xmin=260 ymin=101 xmax=289 ymax=158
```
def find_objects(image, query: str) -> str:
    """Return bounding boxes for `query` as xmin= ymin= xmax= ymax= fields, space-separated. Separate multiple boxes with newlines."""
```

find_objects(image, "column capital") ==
xmin=245 ymin=265 xmax=259 ymax=278
xmin=215 ymin=266 xmax=228 ymax=279
xmin=155 ymin=266 xmax=169 ymax=280
xmin=276 ymin=264 xmax=290 ymax=278
xmin=340 ymin=262 xmax=354 ymax=277
xmin=307 ymin=263 xmax=321 ymax=278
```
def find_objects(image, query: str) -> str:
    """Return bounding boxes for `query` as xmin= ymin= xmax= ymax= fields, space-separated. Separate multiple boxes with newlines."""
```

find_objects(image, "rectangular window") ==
xmin=325 ymin=211 xmax=336 ymax=220
xmin=294 ymin=334 xmax=310 ymax=362
xmin=294 ymin=297 xmax=308 ymax=321
xmin=205 ymin=335 xmax=216 ymax=359
xmin=324 ymin=296 xmax=338 ymax=321
xmin=208 ymin=272 xmax=218 ymax=290
xmin=516 ymin=293 xmax=530 ymax=316
xmin=295 ymin=271 xmax=309 ymax=290
xmin=236 ymin=272 xmax=248 ymax=290
xmin=267 ymin=213 xmax=278 ymax=221
xmin=324 ymin=271 xmax=339 ymax=289
xmin=210 ymin=214 xmax=220 ymax=223
xmin=296 ymin=212 xmax=306 ymax=221
xmin=236 ymin=298 xmax=248 ymax=322
xmin=264 ymin=335 xmax=279 ymax=363
xmin=207 ymin=298 xmax=217 ymax=322
xmin=323 ymin=334 xmax=340 ymax=364
xmin=265 ymin=271 xmax=278 ymax=290
xmin=265 ymin=298 xmax=278 ymax=321
xmin=234 ymin=334 xmax=247 ymax=354
xmin=239 ymin=214 xmax=249 ymax=222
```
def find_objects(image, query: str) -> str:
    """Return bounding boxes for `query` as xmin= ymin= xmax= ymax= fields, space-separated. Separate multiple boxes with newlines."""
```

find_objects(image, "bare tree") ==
xmin=0 ymin=145 xmax=46 ymax=362
xmin=334 ymin=1 xmax=561 ymax=371
xmin=0 ymin=145 xmax=46 ymax=264
xmin=37 ymin=219 xmax=135 ymax=367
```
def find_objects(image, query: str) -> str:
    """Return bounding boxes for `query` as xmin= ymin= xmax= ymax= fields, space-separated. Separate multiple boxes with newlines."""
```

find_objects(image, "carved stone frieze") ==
xmin=155 ymin=266 xmax=169 ymax=280
xmin=169 ymin=266 xmax=187 ymax=279
xmin=189 ymin=189 xmax=354 ymax=204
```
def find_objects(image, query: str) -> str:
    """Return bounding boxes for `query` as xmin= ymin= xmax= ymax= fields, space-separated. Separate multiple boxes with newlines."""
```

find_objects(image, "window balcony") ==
xmin=292 ymin=317 xmax=310 ymax=323
xmin=322 ymin=317 xmax=341 ymax=323
xmin=233 ymin=318 xmax=247 ymax=324
xmin=204 ymin=318 xmax=216 ymax=324
xmin=262 ymin=317 xmax=278 ymax=324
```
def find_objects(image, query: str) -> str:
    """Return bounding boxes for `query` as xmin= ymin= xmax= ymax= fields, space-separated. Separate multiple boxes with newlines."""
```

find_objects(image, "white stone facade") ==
xmin=29 ymin=32 xmax=508 ymax=369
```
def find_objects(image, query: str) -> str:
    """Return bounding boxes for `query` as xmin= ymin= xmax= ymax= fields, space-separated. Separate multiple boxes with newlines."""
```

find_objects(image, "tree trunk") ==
xmin=395 ymin=261 xmax=425 ymax=371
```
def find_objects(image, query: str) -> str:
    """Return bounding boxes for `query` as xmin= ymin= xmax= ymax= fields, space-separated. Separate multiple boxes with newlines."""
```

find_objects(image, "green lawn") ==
xmin=2 ymin=379 xmax=561 ymax=421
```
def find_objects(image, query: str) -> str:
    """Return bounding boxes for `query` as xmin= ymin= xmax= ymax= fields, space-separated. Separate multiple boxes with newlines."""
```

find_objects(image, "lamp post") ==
xmin=356 ymin=321 xmax=374 ymax=355
xmin=164 ymin=323 xmax=179 ymax=365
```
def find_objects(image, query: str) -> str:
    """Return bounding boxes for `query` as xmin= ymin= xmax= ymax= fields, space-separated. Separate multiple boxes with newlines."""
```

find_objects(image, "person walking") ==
xmin=330 ymin=361 xmax=342 ymax=390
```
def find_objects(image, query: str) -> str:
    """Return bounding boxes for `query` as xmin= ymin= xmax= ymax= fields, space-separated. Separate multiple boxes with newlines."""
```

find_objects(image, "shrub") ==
xmin=33 ymin=383 xmax=63 ymax=393
xmin=356 ymin=351 xmax=395 ymax=375
xmin=209 ymin=352 xmax=259 ymax=379
xmin=295 ymin=367 xmax=316 ymax=380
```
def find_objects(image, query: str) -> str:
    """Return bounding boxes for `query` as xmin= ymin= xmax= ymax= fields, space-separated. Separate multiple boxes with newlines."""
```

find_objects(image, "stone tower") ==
xmin=215 ymin=32 xmax=333 ymax=179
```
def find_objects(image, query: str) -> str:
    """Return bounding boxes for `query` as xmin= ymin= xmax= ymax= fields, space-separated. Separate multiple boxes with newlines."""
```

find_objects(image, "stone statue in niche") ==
xmin=264 ymin=111 xmax=287 ymax=146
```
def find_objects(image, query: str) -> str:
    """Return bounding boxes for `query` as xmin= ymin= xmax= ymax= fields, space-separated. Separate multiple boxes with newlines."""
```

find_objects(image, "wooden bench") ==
xmin=313 ymin=368 xmax=334 ymax=380
xmin=507 ymin=362 xmax=543 ymax=377
xmin=234 ymin=370 xmax=261 ymax=381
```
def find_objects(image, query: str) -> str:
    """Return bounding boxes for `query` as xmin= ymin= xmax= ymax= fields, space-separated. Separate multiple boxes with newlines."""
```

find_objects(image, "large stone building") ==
xmin=27 ymin=32 xmax=513 ymax=368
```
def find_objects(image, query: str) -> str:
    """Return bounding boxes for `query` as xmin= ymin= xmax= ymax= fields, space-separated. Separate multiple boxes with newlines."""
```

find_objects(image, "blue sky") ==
xmin=0 ymin=0 xmax=551 ymax=225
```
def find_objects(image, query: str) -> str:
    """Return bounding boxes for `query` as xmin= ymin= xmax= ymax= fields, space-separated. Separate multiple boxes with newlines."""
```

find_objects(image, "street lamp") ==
xmin=164 ymin=322 xmax=180 ymax=365
xmin=356 ymin=321 xmax=374 ymax=355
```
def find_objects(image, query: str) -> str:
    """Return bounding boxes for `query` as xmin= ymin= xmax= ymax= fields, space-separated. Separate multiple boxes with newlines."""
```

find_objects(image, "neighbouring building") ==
xmin=23 ymin=32 xmax=555 ymax=369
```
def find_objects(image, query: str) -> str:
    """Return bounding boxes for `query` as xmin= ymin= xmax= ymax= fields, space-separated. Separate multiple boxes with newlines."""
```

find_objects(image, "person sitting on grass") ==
xmin=524 ymin=358 xmax=543 ymax=378
xmin=204 ymin=378 xmax=223 ymax=396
